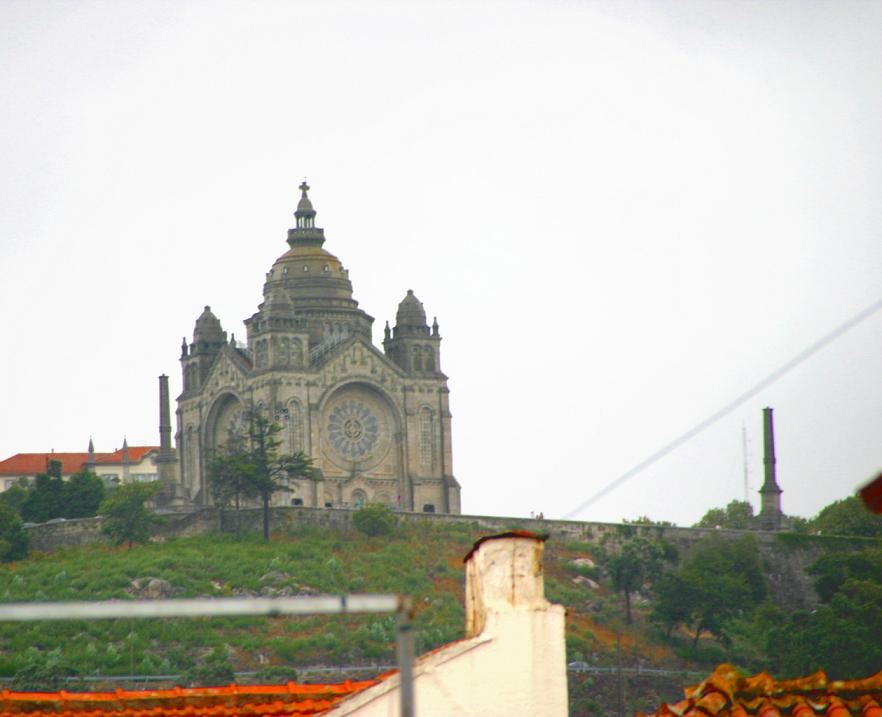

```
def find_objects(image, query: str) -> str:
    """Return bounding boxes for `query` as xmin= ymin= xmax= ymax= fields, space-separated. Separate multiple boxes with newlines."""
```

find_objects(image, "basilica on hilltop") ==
xmin=156 ymin=183 xmax=461 ymax=514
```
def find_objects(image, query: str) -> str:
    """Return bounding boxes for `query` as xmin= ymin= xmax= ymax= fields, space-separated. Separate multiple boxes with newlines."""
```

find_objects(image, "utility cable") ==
xmin=564 ymin=293 xmax=882 ymax=520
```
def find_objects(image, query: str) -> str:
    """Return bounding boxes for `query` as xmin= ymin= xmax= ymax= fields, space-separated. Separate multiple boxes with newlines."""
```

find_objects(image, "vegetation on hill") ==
xmin=693 ymin=500 xmax=754 ymax=530
xmin=0 ymin=461 xmax=106 ymax=527
xmin=2 ymin=493 xmax=881 ymax=715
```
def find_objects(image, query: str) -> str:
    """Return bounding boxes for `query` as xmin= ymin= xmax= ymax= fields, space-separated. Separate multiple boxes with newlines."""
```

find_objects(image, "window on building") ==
xmin=288 ymin=400 xmax=304 ymax=453
xmin=291 ymin=498 xmax=303 ymax=506
xmin=419 ymin=407 xmax=433 ymax=470
xmin=422 ymin=504 xmax=436 ymax=513
xmin=101 ymin=474 xmax=119 ymax=487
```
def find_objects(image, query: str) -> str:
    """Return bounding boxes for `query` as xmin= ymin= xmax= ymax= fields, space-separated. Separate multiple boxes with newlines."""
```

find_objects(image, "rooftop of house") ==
xmin=639 ymin=664 xmax=882 ymax=717
xmin=0 ymin=448 xmax=159 ymax=476
xmin=0 ymin=679 xmax=389 ymax=717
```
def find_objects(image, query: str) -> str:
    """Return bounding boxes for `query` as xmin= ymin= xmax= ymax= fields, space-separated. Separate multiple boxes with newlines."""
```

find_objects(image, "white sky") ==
xmin=3 ymin=0 xmax=882 ymax=526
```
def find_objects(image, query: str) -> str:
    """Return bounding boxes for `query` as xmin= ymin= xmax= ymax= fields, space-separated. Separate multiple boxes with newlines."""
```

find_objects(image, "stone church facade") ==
xmin=171 ymin=184 xmax=461 ymax=514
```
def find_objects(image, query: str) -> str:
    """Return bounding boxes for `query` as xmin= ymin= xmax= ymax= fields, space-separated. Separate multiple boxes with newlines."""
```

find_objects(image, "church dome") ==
xmin=246 ymin=183 xmax=374 ymax=348
xmin=395 ymin=290 xmax=427 ymax=328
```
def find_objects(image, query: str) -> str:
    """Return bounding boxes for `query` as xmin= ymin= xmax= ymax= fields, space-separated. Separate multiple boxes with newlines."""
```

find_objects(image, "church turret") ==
xmin=246 ymin=287 xmax=309 ymax=370
xmin=182 ymin=306 xmax=226 ymax=392
xmin=384 ymin=290 xmax=442 ymax=373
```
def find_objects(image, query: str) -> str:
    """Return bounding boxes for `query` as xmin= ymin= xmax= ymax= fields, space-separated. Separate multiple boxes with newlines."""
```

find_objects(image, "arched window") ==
xmin=185 ymin=426 xmax=197 ymax=485
xmin=255 ymin=340 xmax=268 ymax=368
xmin=288 ymin=400 xmax=304 ymax=453
xmin=290 ymin=338 xmax=302 ymax=367
xmin=424 ymin=346 xmax=435 ymax=371
xmin=412 ymin=346 xmax=422 ymax=371
xmin=279 ymin=337 xmax=290 ymax=365
xmin=419 ymin=407 xmax=433 ymax=470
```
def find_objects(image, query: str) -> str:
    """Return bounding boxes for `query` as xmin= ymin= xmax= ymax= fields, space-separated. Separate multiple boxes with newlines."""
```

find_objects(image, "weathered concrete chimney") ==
xmin=461 ymin=531 xmax=567 ymax=716
xmin=759 ymin=406 xmax=783 ymax=530
xmin=465 ymin=530 xmax=551 ymax=637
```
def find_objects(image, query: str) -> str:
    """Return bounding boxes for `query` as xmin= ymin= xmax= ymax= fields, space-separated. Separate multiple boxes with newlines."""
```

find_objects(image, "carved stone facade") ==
xmin=173 ymin=184 xmax=461 ymax=514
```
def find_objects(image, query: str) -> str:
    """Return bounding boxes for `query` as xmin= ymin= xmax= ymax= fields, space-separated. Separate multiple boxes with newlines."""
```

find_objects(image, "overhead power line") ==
xmin=564 ymin=293 xmax=882 ymax=520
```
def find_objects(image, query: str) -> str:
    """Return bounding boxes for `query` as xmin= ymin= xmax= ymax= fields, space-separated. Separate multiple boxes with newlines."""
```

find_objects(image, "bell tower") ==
xmin=383 ymin=290 xmax=442 ymax=374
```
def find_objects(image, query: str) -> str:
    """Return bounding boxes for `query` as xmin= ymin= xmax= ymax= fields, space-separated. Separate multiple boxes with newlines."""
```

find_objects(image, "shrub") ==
xmin=180 ymin=647 xmax=235 ymax=687
xmin=352 ymin=503 xmax=397 ymax=537
xmin=0 ymin=502 xmax=30 ymax=562
xmin=12 ymin=649 xmax=78 ymax=691
xmin=254 ymin=665 xmax=299 ymax=684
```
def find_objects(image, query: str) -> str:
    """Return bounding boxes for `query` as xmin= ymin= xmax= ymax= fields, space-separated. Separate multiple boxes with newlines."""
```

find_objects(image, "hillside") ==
xmin=0 ymin=521 xmax=717 ymax=715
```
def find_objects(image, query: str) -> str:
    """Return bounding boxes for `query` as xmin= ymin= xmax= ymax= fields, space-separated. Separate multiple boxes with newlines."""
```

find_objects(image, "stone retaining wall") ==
xmin=28 ymin=505 xmax=869 ymax=610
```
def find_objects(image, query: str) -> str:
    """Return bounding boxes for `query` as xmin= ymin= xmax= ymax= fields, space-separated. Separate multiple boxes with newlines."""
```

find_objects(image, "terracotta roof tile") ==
xmin=639 ymin=665 xmax=882 ymax=717
xmin=0 ymin=448 xmax=159 ymax=476
xmin=0 ymin=679 xmax=384 ymax=717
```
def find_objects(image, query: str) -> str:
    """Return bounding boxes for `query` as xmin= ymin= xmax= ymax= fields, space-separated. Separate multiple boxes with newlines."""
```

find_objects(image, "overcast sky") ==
xmin=3 ymin=0 xmax=882 ymax=525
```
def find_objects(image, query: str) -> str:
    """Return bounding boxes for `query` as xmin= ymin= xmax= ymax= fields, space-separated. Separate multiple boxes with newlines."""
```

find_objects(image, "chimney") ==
xmin=155 ymin=374 xmax=178 ymax=503
xmin=759 ymin=407 xmax=783 ymax=530
xmin=461 ymin=531 xmax=567 ymax=716
xmin=465 ymin=531 xmax=551 ymax=637
xmin=159 ymin=375 xmax=172 ymax=454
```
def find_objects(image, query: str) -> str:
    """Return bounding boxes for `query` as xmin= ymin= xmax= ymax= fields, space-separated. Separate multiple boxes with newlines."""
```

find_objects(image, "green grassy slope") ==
xmin=0 ymin=522 xmax=704 ymax=713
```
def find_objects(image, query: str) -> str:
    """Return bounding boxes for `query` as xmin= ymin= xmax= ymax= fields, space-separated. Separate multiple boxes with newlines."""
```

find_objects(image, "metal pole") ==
xmin=0 ymin=594 xmax=400 ymax=621
xmin=396 ymin=597 xmax=415 ymax=717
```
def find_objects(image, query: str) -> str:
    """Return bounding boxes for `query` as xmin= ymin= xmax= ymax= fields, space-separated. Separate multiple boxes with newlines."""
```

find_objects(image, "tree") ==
xmin=0 ymin=480 xmax=29 ymax=517
xmin=807 ymin=547 xmax=882 ymax=602
xmin=99 ymin=481 xmax=162 ymax=549
xmin=353 ymin=503 xmax=397 ymax=537
xmin=651 ymin=534 xmax=766 ymax=647
xmin=767 ymin=578 xmax=882 ymax=678
xmin=21 ymin=460 xmax=65 ymax=523
xmin=61 ymin=470 xmax=106 ymax=518
xmin=214 ymin=408 xmax=313 ymax=541
xmin=808 ymin=495 xmax=882 ymax=537
xmin=599 ymin=536 xmax=675 ymax=624
xmin=207 ymin=431 xmax=258 ymax=533
xmin=694 ymin=500 xmax=755 ymax=529
xmin=0 ymin=502 xmax=30 ymax=562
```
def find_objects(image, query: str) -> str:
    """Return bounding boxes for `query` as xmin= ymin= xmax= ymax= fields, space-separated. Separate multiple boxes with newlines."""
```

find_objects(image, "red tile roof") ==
xmin=0 ymin=448 xmax=159 ymax=476
xmin=0 ymin=679 xmax=387 ymax=717
xmin=638 ymin=664 xmax=882 ymax=717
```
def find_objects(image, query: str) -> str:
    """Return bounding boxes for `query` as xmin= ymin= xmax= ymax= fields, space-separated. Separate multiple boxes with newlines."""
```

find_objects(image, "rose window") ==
xmin=328 ymin=401 xmax=379 ymax=459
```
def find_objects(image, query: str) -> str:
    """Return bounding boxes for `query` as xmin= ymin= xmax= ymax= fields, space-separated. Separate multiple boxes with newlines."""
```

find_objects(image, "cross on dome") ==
xmin=295 ymin=179 xmax=317 ymax=229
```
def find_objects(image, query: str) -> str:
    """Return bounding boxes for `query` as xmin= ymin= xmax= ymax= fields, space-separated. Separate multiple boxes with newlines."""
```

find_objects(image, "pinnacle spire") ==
xmin=287 ymin=179 xmax=325 ymax=247
xmin=295 ymin=180 xmax=317 ymax=228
